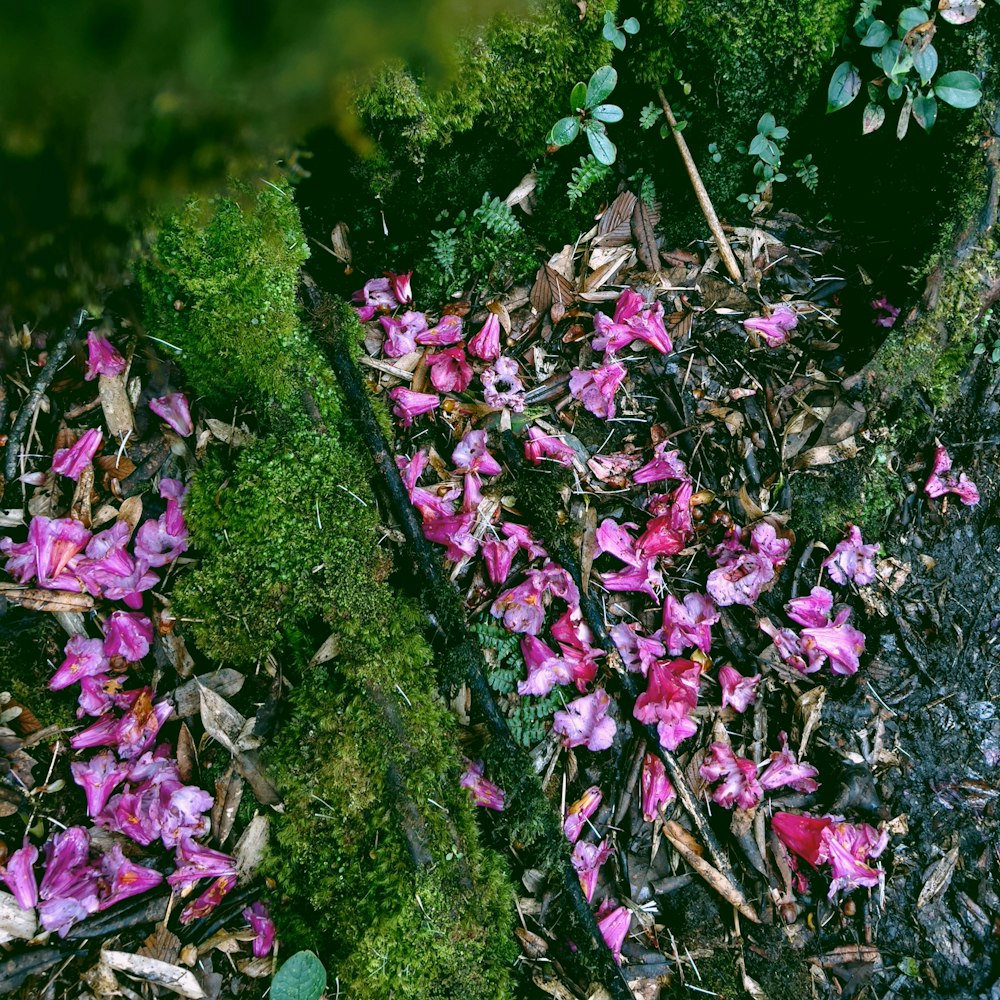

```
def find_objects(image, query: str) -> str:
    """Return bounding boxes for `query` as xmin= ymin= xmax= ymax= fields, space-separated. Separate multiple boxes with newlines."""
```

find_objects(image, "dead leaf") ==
xmin=212 ymin=764 xmax=244 ymax=845
xmin=533 ymin=971 xmax=578 ymax=999
xmin=530 ymin=265 xmax=574 ymax=324
xmin=173 ymin=670 xmax=245 ymax=718
xmin=584 ymin=246 xmax=635 ymax=292
xmin=176 ymin=722 xmax=198 ymax=784
xmin=0 ymin=891 xmax=37 ymax=943
xmin=488 ymin=299 xmax=512 ymax=336
xmin=631 ymin=197 xmax=660 ymax=271
xmin=98 ymin=373 xmax=135 ymax=440
xmin=814 ymin=399 xmax=867 ymax=447
xmin=198 ymin=682 xmax=260 ymax=753
xmin=205 ymin=419 xmax=255 ymax=449
xmin=139 ymin=925 xmax=182 ymax=965
xmin=796 ymin=686 xmax=826 ymax=757
xmin=234 ymin=814 xmax=270 ymax=879
xmin=237 ymin=956 xmax=274 ymax=978
xmin=594 ymin=191 xmax=637 ymax=247
xmin=0 ymin=584 xmax=94 ymax=613
xmin=515 ymin=927 xmax=548 ymax=957
xmin=309 ymin=634 xmax=340 ymax=668
xmin=504 ymin=172 xmax=537 ymax=214
xmin=917 ymin=845 xmax=960 ymax=909
xmin=234 ymin=751 xmax=282 ymax=807
xmin=117 ymin=495 xmax=144 ymax=533
xmin=101 ymin=950 xmax=206 ymax=998
xmin=330 ymin=221 xmax=352 ymax=265
xmin=792 ymin=436 xmax=859 ymax=469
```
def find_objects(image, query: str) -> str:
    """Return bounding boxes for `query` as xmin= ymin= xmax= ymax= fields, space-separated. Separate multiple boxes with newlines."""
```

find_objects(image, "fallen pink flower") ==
xmin=85 ymin=331 xmax=126 ymax=380
xmin=422 ymin=511 xmax=478 ymax=563
xmin=800 ymin=607 xmax=866 ymax=676
xmin=1 ymin=514 xmax=90 ymax=590
xmin=569 ymin=361 xmax=627 ymax=420
xmin=633 ymin=442 xmax=689 ymax=485
xmin=743 ymin=304 xmax=798 ymax=346
xmin=50 ymin=634 xmax=109 ymax=691
xmin=490 ymin=563 xmax=578 ymax=634
xmin=82 ymin=522 xmax=160 ymax=608
xmin=453 ymin=430 xmax=502 ymax=479
xmin=786 ymin=586 xmax=834 ymax=628
xmin=481 ymin=356 xmax=525 ymax=411
xmin=759 ymin=734 xmax=820 ymax=794
xmin=719 ymin=664 xmax=759 ymax=714
xmin=180 ymin=873 xmax=237 ymax=924
xmin=459 ymin=759 xmax=506 ymax=811
xmin=1 ymin=842 xmax=39 ymax=910
xmin=52 ymin=428 xmax=103 ymax=480
xmin=468 ymin=313 xmax=502 ymax=361
xmin=38 ymin=826 xmax=100 ymax=937
xmin=593 ymin=289 xmax=673 ymax=357
xmin=149 ymin=392 xmax=193 ymax=437
xmin=352 ymin=276 xmax=397 ymax=319
xmin=634 ymin=659 xmax=700 ymax=751
xmin=386 ymin=270 xmax=413 ymax=305
xmin=571 ymin=839 xmax=612 ymax=902
xmin=644 ymin=480 xmax=694 ymax=539
xmin=502 ymin=523 xmax=547 ymax=560
xmin=115 ymin=690 xmax=174 ymax=760
xmin=517 ymin=635 xmax=572 ymax=697
xmin=416 ymin=314 xmax=464 ymax=346
xmin=553 ymin=689 xmax=616 ymax=752
xmin=103 ymin=611 xmax=153 ymax=662
xmin=662 ymin=592 xmax=718 ymax=655
xmin=396 ymin=451 xmax=428 ymax=493
xmin=871 ymin=296 xmax=899 ymax=328
xmin=380 ymin=311 xmax=428 ymax=357
xmin=98 ymin=843 xmax=164 ymax=910
xmin=134 ymin=499 xmax=189 ymax=569
xmin=524 ymin=426 xmax=575 ymax=467
xmin=699 ymin=743 xmax=763 ymax=810
xmin=707 ymin=522 xmax=790 ymax=607
xmin=823 ymin=525 xmax=879 ymax=587
xmin=596 ymin=901 xmax=631 ymax=964
xmin=482 ymin=535 xmax=519 ymax=585
xmin=168 ymin=837 xmax=237 ymax=893
xmin=924 ymin=444 xmax=979 ymax=506
xmin=243 ymin=901 xmax=276 ymax=958
xmin=563 ymin=786 xmax=602 ymax=843
xmin=426 ymin=345 xmax=474 ymax=393
xmin=641 ymin=753 xmax=675 ymax=821
xmin=71 ymin=750 xmax=129 ymax=817
xmin=610 ymin=623 xmax=665 ymax=676
xmin=595 ymin=518 xmax=662 ymax=600
xmin=758 ymin=617 xmax=812 ymax=674
xmin=389 ymin=387 xmax=440 ymax=427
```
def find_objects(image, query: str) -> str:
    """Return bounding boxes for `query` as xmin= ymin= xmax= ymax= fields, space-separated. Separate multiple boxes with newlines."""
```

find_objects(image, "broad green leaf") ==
xmin=770 ymin=125 xmax=789 ymax=140
xmin=602 ymin=21 xmax=617 ymax=41
xmin=672 ymin=119 xmax=688 ymax=131
xmin=757 ymin=112 xmax=776 ymax=134
xmin=897 ymin=6 xmax=928 ymax=31
xmin=570 ymin=82 xmax=587 ymax=113
xmin=748 ymin=134 xmax=767 ymax=156
xmin=913 ymin=43 xmax=938 ymax=84
xmin=586 ymin=127 xmax=617 ymax=165
xmin=827 ymin=62 xmax=861 ymax=112
xmin=937 ymin=0 xmax=982 ymax=23
xmin=860 ymin=19 xmax=891 ymax=46
xmin=934 ymin=70 xmax=982 ymax=108
xmin=896 ymin=96 xmax=913 ymax=139
xmin=867 ymin=82 xmax=881 ymax=101
xmin=549 ymin=117 xmax=580 ymax=146
xmin=757 ymin=140 xmax=781 ymax=166
xmin=888 ymin=80 xmax=904 ymax=100
xmin=272 ymin=952 xmax=327 ymax=1000
xmin=879 ymin=40 xmax=912 ymax=77
xmin=862 ymin=101 xmax=886 ymax=133
xmin=774 ymin=173 xmax=788 ymax=182
xmin=591 ymin=103 xmax=624 ymax=123
xmin=912 ymin=93 xmax=937 ymax=130
xmin=585 ymin=66 xmax=617 ymax=108
xmin=623 ymin=17 xmax=640 ymax=33
xmin=611 ymin=31 xmax=626 ymax=51
xmin=603 ymin=10 xmax=615 ymax=23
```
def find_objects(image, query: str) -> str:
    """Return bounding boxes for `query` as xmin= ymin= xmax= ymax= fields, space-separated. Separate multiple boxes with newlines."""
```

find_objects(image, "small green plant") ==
xmin=735 ymin=114 xmax=818 ymax=210
xmin=547 ymin=66 xmax=623 ymax=165
xmin=567 ymin=154 xmax=614 ymax=205
xmin=827 ymin=0 xmax=984 ymax=138
xmin=794 ymin=154 xmax=819 ymax=192
xmin=271 ymin=951 xmax=327 ymax=1000
xmin=708 ymin=142 xmax=722 ymax=163
xmin=639 ymin=102 xmax=663 ymax=130
xmin=972 ymin=308 xmax=999 ymax=362
xmin=602 ymin=11 xmax=640 ymax=50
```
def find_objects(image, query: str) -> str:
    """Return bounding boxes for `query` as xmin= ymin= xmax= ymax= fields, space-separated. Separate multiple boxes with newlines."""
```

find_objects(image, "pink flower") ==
xmin=71 ymin=713 xmax=121 ymax=752
xmin=770 ymin=812 xmax=831 ymax=866
xmin=459 ymin=759 xmax=505 ymax=811
xmin=180 ymin=873 xmax=237 ymax=924
xmin=134 ymin=499 xmax=189 ymax=569
xmin=759 ymin=735 xmax=820 ymax=794
xmin=481 ymin=356 xmax=525 ymax=411
xmin=633 ymin=659 xmax=700 ymax=751
xmin=85 ymin=331 xmax=126 ymax=380
xmin=524 ymin=426 xmax=575 ymax=467
xmin=610 ymin=623 xmax=664 ymax=676
xmin=115 ymin=690 xmax=174 ymax=760
xmin=482 ymin=535 xmax=519 ymax=585
xmin=800 ymin=607 xmax=866 ymax=676
xmin=103 ymin=611 xmax=153 ymax=662
xmin=396 ymin=450 xmax=428 ymax=492
xmin=38 ymin=827 xmax=100 ymax=936
xmin=426 ymin=345 xmax=473 ymax=393
xmin=453 ymin=430 xmax=502 ymax=478
xmin=52 ymin=428 xmax=103 ymax=480
xmin=502 ymin=523 xmax=547 ymax=560
xmin=243 ymin=901 xmax=276 ymax=958
xmin=871 ymin=296 xmax=900 ymax=328
xmin=98 ymin=843 xmax=164 ymax=910
xmin=50 ymin=635 xmax=109 ymax=691
xmin=633 ymin=443 xmax=689 ymax=485
xmin=823 ymin=525 xmax=878 ymax=586
xmin=743 ymin=304 xmax=798 ymax=346
xmin=593 ymin=289 xmax=672 ymax=357
xmin=168 ymin=836 xmax=237 ymax=892
xmin=563 ymin=786 xmax=602 ymax=843
xmin=81 ymin=522 xmax=160 ymax=608
xmin=718 ymin=664 xmax=759 ymax=714
xmin=641 ymin=753 xmax=675 ymax=821
xmin=415 ymin=314 xmax=464 ymax=346
xmin=597 ymin=902 xmax=631 ymax=964
xmin=422 ymin=511 xmax=478 ymax=563
xmin=149 ymin=392 xmax=193 ymax=437
xmin=571 ymin=839 xmax=612 ymax=902
xmin=661 ymin=592 xmax=718 ymax=655
xmin=71 ymin=750 xmax=129 ymax=817
xmin=785 ymin=586 xmax=834 ymax=628
xmin=924 ymin=445 xmax=979 ymax=506
xmin=1 ymin=515 xmax=91 ymax=589
xmin=386 ymin=270 xmax=413 ymax=305
xmin=706 ymin=522 xmax=790 ymax=607
xmin=758 ymin=617 xmax=812 ymax=674
xmin=468 ymin=313 xmax=502 ymax=361
xmin=380 ymin=311 xmax=428 ymax=357
xmin=389 ymin=387 xmax=440 ymax=427
xmin=517 ymin=635 xmax=572 ymax=697
xmin=1 ymin=842 xmax=39 ymax=910
xmin=352 ymin=276 xmax=397 ymax=319
xmin=595 ymin=518 xmax=662 ymax=600
xmin=569 ymin=361 xmax=627 ymax=419
xmin=699 ymin=743 xmax=763 ymax=810
xmin=491 ymin=563 xmax=579 ymax=634
xmin=552 ymin=689 xmax=617 ymax=752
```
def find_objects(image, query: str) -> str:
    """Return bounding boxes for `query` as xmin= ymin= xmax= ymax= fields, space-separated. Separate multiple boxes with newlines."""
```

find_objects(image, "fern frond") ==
xmin=472 ymin=193 xmax=522 ymax=237
xmin=639 ymin=103 xmax=663 ymax=130
xmin=567 ymin=154 xmax=612 ymax=207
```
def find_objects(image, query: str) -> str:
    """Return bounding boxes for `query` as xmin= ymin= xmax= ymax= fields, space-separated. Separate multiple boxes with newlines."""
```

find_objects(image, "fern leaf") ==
xmin=567 ymin=155 xmax=612 ymax=206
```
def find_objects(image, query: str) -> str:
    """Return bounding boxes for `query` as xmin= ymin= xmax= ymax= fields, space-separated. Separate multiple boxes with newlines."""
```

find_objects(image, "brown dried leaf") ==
xmin=205 ymin=419 xmax=255 ymax=449
xmin=595 ymin=191 xmax=637 ymax=247
xmin=173 ymin=670 xmax=245 ymax=719
xmin=504 ymin=172 xmax=537 ymax=214
xmin=330 ymin=221 xmax=352 ymax=265
xmin=309 ymin=634 xmax=340 ymax=668
xmin=101 ymin=950 xmax=206 ymax=999
xmin=234 ymin=814 xmax=270 ymax=879
xmin=211 ymin=765 xmax=244 ymax=846
xmin=917 ymin=845 xmax=960 ymax=909
xmin=515 ymin=927 xmax=548 ymax=958
xmin=0 ymin=584 xmax=94 ymax=613
xmin=139 ymin=925 xmax=181 ymax=965
xmin=176 ymin=722 xmax=198 ymax=784
xmin=234 ymin=751 xmax=282 ymax=807
xmin=117 ymin=496 xmax=144 ymax=534
xmin=237 ymin=956 xmax=274 ymax=978
xmin=198 ymin=682 xmax=259 ymax=754
xmin=814 ymin=399 xmax=867 ymax=447
xmin=98 ymin=373 xmax=135 ymax=440
xmin=631 ymin=197 xmax=660 ymax=271
xmin=792 ymin=436 xmax=859 ymax=469
xmin=487 ymin=299 xmax=512 ymax=336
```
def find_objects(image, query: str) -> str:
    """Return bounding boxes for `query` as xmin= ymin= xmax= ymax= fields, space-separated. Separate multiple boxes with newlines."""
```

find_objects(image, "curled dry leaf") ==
xmin=101 ymin=950 xmax=206 ymax=999
xmin=98 ymin=373 xmax=135 ymax=440
xmin=197 ymin=681 xmax=260 ymax=753
xmin=173 ymin=670 xmax=245 ymax=718
xmin=234 ymin=813 xmax=270 ymax=879
xmin=917 ymin=844 xmax=960 ymax=910
xmin=205 ymin=418 xmax=255 ymax=449
xmin=212 ymin=764 xmax=244 ymax=845
xmin=0 ymin=891 xmax=37 ymax=944
xmin=0 ymin=583 xmax=94 ymax=613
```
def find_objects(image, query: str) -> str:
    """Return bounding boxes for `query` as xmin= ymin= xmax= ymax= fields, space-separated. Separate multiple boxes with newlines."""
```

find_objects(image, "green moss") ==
xmin=0 ymin=617 xmax=78 ymax=733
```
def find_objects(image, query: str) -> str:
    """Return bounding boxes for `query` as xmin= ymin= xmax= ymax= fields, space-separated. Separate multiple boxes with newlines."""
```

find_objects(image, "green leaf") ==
xmin=912 ymin=93 xmax=937 ymax=131
xmin=570 ymin=82 xmax=587 ymax=112
xmin=602 ymin=21 xmax=617 ymax=41
xmin=585 ymin=66 xmax=617 ymax=108
xmin=272 ymin=952 xmax=327 ymax=1000
xmin=770 ymin=125 xmax=789 ymax=140
xmin=591 ymin=103 xmax=624 ymax=123
xmin=611 ymin=30 xmax=626 ymax=51
xmin=623 ymin=17 xmax=640 ymax=33
xmin=934 ymin=70 xmax=982 ymax=108
xmin=896 ymin=96 xmax=913 ymax=139
xmin=712 ymin=152 xmax=722 ymax=162
xmin=757 ymin=140 xmax=781 ymax=166
xmin=757 ymin=112 xmax=776 ymax=135
xmin=862 ymin=101 xmax=886 ymax=133
xmin=860 ymin=19 xmax=891 ymax=46
xmin=672 ymin=119 xmax=688 ymax=131
xmin=774 ymin=173 xmax=788 ymax=182
xmin=897 ymin=957 xmax=921 ymax=979
xmin=888 ymin=80 xmax=904 ymax=100
xmin=748 ymin=133 xmax=767 ymax=156
xmin=897 ymin=6 xmax=928 ymax=32
xmin=913 ymin=43 xmax=938 ymax=85
xmin=603 ymin=10 xmax=615 ymax=23
xmin=879 ymin=40 xmax=912 ymax=78
xmin=549 ymin=117 xmax=580 ymax=146
xmin=586 ymin=127 xmax=617 ymax=165
xmin=827 ymin=62 xmax=861 ymax=112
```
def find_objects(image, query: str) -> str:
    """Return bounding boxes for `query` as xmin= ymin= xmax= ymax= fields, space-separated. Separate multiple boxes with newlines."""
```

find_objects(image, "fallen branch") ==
xmin=656 ymin=89 xmax=743 ymax=284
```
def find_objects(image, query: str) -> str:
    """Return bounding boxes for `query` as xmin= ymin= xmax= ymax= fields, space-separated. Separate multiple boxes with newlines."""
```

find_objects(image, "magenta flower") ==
xmin=1 ymin=514 xmax=91 ymax=590
xmin=800 ymin=608 xmax=866 ymax=676
xmin=459 ymin=759 xmax=505 ymax=811
xmin=597 ymin=902 xmax=631 ymax=964
xmin=386 ymin=270 xmax=413 ymax=305
xmin=661 ymin=592 xmax=718 ymax=656
xmin=180 ymin=873 xmax=238 ymax=924
xmin=149 ymin=392 xmax=193 ymax=437
xmin=389 ymin=387 xmax=440 ymax=427
xmin=552 ymin=689 xmax=616 ymax=752
xmin=134 ymin=501 xmax=189 ymax=569
xmin=718 ymin=664 xmax=760 ymax=714
xmin=52 ymin=428 xmax=103 ymax=480
xmin=502 ymin=523 xmax=547 ymax=560
xmin=426 ymin=345 xmax=473 ymax=393
xmin=823 ymin=525 xmax=878 ymax=587
xmin=1 ymin=842 xmax=39 ymax=910
xmin=38 ymin=827 xmax=100 ymax=937
xmin=595 ymin=518 xmax=662 ymax=600
xmin=242 ymin=901 xmax=276 ymax=958
xmin=71 ymin=750 xmax=129 ymax=817
xmin=50 ymin=635 xmax=109 ymax=691
xmin=352 ymin=276 xmax=397 ymax=321
xmin=379 ymin=311 xmax=428 ymax=357
xmin=482 ymin=535 xmax=518 ymax=586
xmin=633 ymin=659 xmax=701 ymax=752
xmin=785 ymin=587 xmax=833 ymax=630
xmin=517 ymin=635 xmax=572 ymax=697
xmin=422 ymin=511 xmax=478 ymax=562
xmin=592 ymin=289 xmax=672 ymax=357
xmin=71 ymin=712 xmax=121 ymax=752
xmin=610 ymin=623 xmax=665 ymax=676
xmin=85 ymin=331 xmax=126 ymax=380
xmin=81 ymin=522 xmax=160 ymax=608
xmin=743 ymin=304 xmax=798 ymax=346
xmin=116 ymin=691 xmax=173 ymax=760
xmin=633 ymin=442 xmax=689 ymax=485
xmin=706 ymin=522 xmax=790 ymax=607
xmin=396 ymin=450 xmax=428 ymax=492
xmin=569 ymin=361 xmax=627 ymax=419
xmin=571 ymin=839 xmax=612 ymax=902
xmin=871 ymin=296 xmax=900 ymax=328
xmin=159 ymin=784 xmax=214 ymax=848
xmin=759 ymin=735 xmax=820 ymax=794
xmin=481 ymin=356 xmax=525 ymax=412
xmin=925 ymin=444 xmax=979 ymax=506
xmin=168 ymin=837 xmax=237 ymax=892
xmin=524 ymin=426 xmax=575 ymax=467
xmin=103 ymin=611 xmax=153 ymax=662
xmin=98 ymin=843 xmax=164 ymax=910
xmin=563 ymin=786 xmax=602 ymax=843
xmin=453 ymin=430 xmax=502 ymax=478
xmin=468 ymin=313 xmax=502 ymax=361
xmin=640 ymin=753 xmax=675 ymax=821
xmin=491 ymin=564 xmax=579 ymax=635
xmin=699 ymin=743 xmax=763 ymax=811
xmin=416 ymin=314 xmax=464 ymax=346
xmin=758 ymin=617 xmax=811 ymax=674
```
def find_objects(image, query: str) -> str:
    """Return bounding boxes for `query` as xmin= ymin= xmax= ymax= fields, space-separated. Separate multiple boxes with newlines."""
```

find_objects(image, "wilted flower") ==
xmin=168 ymin=837 xmax=237 ymax=893
xmin=149 ymin=392 xmax=193 ymax=437
xmin=758 ymin=617 xmax=812 ymax=674
xmin=569 ymin=361 xmax=627 ymax=420
xmin=924 ymin=444 xmax=979 ymax=506
xmin=482 ymin=535 xmax=519 ymax=586
xmin=610 ymin=623 xmax=665 ymax=676
xmin=85 ymin=331 xmax=126 ymax=380
xmin=501 ymin=523 xmax=547 ymax=560
xmin=386 ymin=270 xmax=413 ymax=305
xmin=823 ymin=525 xmax=878 ymax=587
xmin=389 ymin=387 xmax=440 ymax=427
xmin=633 ymin=442 xmax=689 ymax=485
xmin=699 ymin=743 xmax=763 ymax=810
xmin=553 ymin=689 xmax=616 ymax=752
xmin=115 ymin=690 xmax=174 ymax=759
xmin=481 ymin=356 xmax=525 ymax=411
xmin=459 ymin=759 xmax=505 ymax=811
xmin=563 ymin=786 xmax=602 ymax=843
xmin=571 ymin=839 xmax=612 ymax=902
xmin=380 ymin=311 xmax=428 ymax=357
xmin=38 ymin=826 xmax=100 ymax=937
xmin=871 ymin=296 xmax=900 ymax=328
xmin=662 ymin=592 xmax=718 ymax=655
xmin=71 ymin=750 xmax=129 ymax=817
xmin=52 ymin=428 xmax=103 ymax=480
xmin=786 ymin=586 xmax=834 ymax=628
xmin=1 ymin=514 xmax=91 ymax=590
xmin=706 ymin=522 xmax=790 ymax=607
xmin=1 ymin=842 xmax=39 ymax=910
xmin=517 ymin=635 xmax=572 ymax=697
xmin=103 ymin=611 xmax=154 ymax=662
xmin=800 ymin=607 xmax=866 ymax=676
xmin=416 ymin=314 xmax=464 ymax=346
xmin=595 ymin=518 xmax=662 ymax=600
xmin=98 ymin=843 xmax=164 ymax=910
xmin=352 ymin=276 xmax=397 ymax=320
xmin=81 ymin=521 xmax=160 ymax=608
xmin=743 ymin=304 xmax=798 ymax=346
xmin=718 ymin=664 xmax=759 ymax=714
xmin=524 ymin=426 xmax=575 ymax=467
xmin=633 ymin=659 xmax=700 ymax=751
xmin=593 ymin=288 xmax=672 ymax=357
xmin=50 ymin=634 xmax=109 ymax=691
xmin=640 ymin=753 xmax=675 ymax=821
xmin=468 ymin=313 xmax=502 ymax=361
xmin=422 ymin=511 xmax=478 ymax=563
xmin=597 ymin=901 xmax=631 ymax=964
xmin=491 ymin=563 xmax=578 ymax=634
xmin=243 ymin=901 xmax=277 ymax=957
xmin=426 ymin=345 xmax=473 ymax=393
xmin=759 ymin=734 xmax=820 ymax=794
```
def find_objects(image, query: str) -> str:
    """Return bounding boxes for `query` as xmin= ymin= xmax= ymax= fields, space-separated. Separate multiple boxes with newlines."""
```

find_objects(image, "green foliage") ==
xmin=629 ymin=168 xmax=658 ymax=208
xmin=271 ymin=951 xmax=327 ymax=1000
xmin=794 ymin=154 xmax=820 ymax=192
xmin=547 ymin=65 xmax=623 ymax=165
xmin=602 ymin=10 xmax=641 ymax=49
xmin=734 ymin=113 xmax=818 ymax=209
xmin=639 ymin=103 xmax=664 ymax=129
xmin=972 ymin=308 xmax=999 ymax=362
xmin=472 ymin=193 xmax=522 ymax=237
xmin=567 ymin=154 xmax=614 ymax=205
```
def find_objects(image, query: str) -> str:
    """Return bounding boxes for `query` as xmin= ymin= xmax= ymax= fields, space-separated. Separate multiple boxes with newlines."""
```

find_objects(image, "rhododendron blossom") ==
xmin=71 ymin=751 xmax=129 ymax=818
xmin=389 ymin=387 xmax=440 ymax=427
xmin=641 ymin=753 xmax=675 ymax=821
xmin=85 ymin=331 xmax=126 ymax=380
xmin=662 ymin=592 xmax=718 ymax=655
xmin=569 ymin=361 xmax=627 ymax=419
xmin=481 ymin=356 xmax=525 ymax=411
xmin=482 ymin=535 xmax=519 ymax=585
xmin=786 ymin=586 xmax=834 ymax=628
xmin=103 ymin=611 xmax=154 ymax=662
xmin=416 ymin=314 xmax=464 ymax=346
xmin=517 ymin=635 xmax=573 ymax=697
xmin=597 ymin=902 xmax=631 ymax=964
xmin=52 ymin=428 xmax=104 ymax=480
xmin=563 ymin=786 xmax=602 ymax=843
xmin=491 ymin=563 xmax=579 ymax=634
xmin=743 ymin=304 xmax=798 ymax=346
xmin=380 ymin=311 xmax=428 ymax=356
xmin=459 ymin=759 xmax=506 ymax=811
xmin=426 ymin=345 xmax=474 ymax=393
xmin=759 ymin=735 xmax=820 ymax=794
xmin=634 ymin=659 xmax=701 ymax=751
xmin=50 ymin=635 xmax=109 ymax=690
xmin=468 ymin=313 xmax=502 ymax=361
xmin=243 ymin=901 xmax=277 ymax=957
xmin=524 ymin=426 xmax=575 ymax=467
xmin=718 ymin=664 xmax=759 ymax=713
xmin=387 ymin=270 xmax=413 ymax=305
xmin=422 ymin=511 xmax=478 ymax=562
xmin=924 ymin=444 xmax=979 ymax=506
xmin=592 ymin=288 xmax=673 ymax=357
xmin=149 ymin=392 xmax=193 ymax=437
xmin=552 ymin=689 xmax=616 ymax=752
xmin=870 ymin=296 xmax=899 ymax=328
xmin=707 ymin=522 xmax=790 ymax=607
xmin=595 ymin=518 xmax=663 ymax=600
xmin=1 ymin=842 xmax=39 ymax=910
xmin=352 ymin=276 xmax=398 ymax=320
xmin=699 ymin=743 xmax=762 ymax=810
xmin=571 ymin=839 xmax=612 ymax=902
xmin=822 ymin=524 xmax=878 ymax=587
xmin=800 ymin=607 xmax=866 ymax=676
xmin=610 ymin=623 xmax=665 ymax=676
xmin=1 ymin=515 xmax=91 ymax=590
xmin=633 ymin=443 xmax=689 ymax=486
